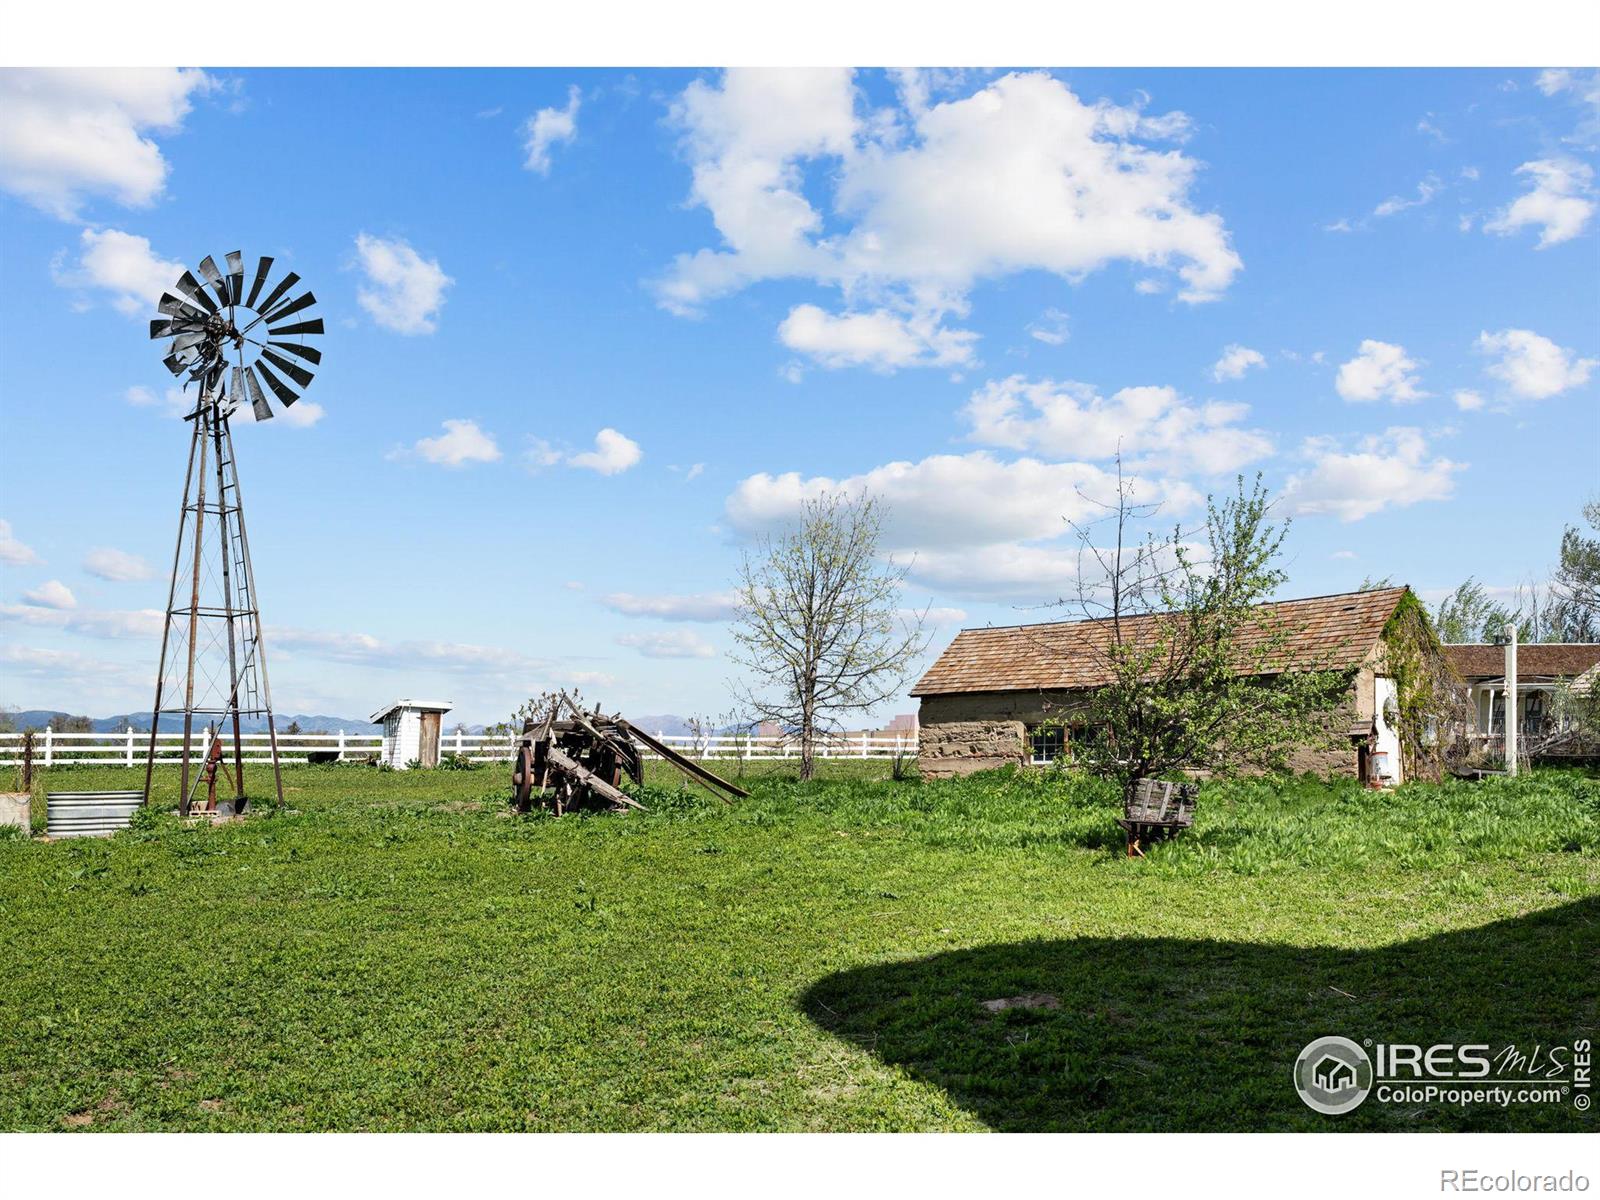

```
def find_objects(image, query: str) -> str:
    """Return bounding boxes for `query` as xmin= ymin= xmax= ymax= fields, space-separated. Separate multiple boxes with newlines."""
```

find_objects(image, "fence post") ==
xmin=337 ymin=729 xmax=346 ymax=761
xmin=44 ymin=724 xmax=53 ymax=767
xmin=126 ymin=724 xmax=135 ymax=767
xmin=860 ymin=730 xmax=868 ymax=758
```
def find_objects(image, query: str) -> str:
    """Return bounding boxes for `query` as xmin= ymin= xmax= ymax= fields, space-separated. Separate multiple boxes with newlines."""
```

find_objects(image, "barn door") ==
xmin=419 ymin=711 xmax=442 ymax=767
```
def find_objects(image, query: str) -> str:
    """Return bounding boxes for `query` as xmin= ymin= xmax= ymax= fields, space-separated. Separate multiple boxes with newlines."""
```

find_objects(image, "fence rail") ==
xmin=0 ymin=727 xmax=918 ymax=766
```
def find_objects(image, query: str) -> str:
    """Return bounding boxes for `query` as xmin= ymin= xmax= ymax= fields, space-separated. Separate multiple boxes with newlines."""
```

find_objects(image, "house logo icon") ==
xmin=1294 ymin=1036 xmax=1373 ymax=1115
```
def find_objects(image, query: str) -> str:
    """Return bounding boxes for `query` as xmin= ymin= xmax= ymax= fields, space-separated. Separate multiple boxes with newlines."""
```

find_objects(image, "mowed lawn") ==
xmin=1 ymin=762 xmax=1596 ymax=1132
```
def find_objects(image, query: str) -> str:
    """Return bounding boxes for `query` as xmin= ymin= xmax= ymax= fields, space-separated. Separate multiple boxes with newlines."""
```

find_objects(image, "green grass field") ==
xmin=1 ymin=762 xmax=1595 ymax=1132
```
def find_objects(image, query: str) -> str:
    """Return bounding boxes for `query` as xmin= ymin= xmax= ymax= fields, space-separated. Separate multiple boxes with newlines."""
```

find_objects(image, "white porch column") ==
xmin=1505 ymin=630 xmax=1519 ymax=777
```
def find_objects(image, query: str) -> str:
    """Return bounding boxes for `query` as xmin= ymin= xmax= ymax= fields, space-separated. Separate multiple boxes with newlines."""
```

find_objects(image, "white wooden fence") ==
xmin=0 ymin=727 xmax=918 ymax=766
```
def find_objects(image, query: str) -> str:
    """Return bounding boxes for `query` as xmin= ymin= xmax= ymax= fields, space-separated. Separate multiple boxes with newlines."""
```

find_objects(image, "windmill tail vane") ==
xmin=142 ymin=250 xmax=324 ymax=815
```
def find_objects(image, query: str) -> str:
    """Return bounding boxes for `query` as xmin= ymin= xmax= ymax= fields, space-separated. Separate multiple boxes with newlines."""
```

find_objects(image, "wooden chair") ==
xmin=1117 ymin=779 xmax=1198 ymax=857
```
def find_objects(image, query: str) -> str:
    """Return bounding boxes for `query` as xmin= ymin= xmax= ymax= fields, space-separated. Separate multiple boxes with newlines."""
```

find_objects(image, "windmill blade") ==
xmin=151 ymin=317 xmax=202 ymax=339
xmin=260 ymin=348 xmax=315 ymax=389
xmin=243 ymin=365 xmax=272 ymax=421
xmin=163 ymin=353 xmax=190 ymax=376
xmin=244 ymin=256 xmax=274 ymax=308
xmin=229 ymin=365 xmax=243 ymax=412
xmin=157 ymin=293 xmax=209 ymax=322
xmin=264 ymin=318 xmax=323 ymax=338
xmin=174 ymin=272 xmax=219 ymax=315
xmin=254 ymin=359 xmax=300 ymax=406
xmin=225 ymin=251 xmax=244 ymax=306
xmin=171 ymin=331 xmax=207 ymax=353
xmin=267 ymin=340 xmax=322 ymax=365
xmin=262 ymin=290 xmax=316 ymax=325
xmin=254 ymin=271 xmax=300 ymax=320
xmin=197 ymin=255 xmax=230 ymax=306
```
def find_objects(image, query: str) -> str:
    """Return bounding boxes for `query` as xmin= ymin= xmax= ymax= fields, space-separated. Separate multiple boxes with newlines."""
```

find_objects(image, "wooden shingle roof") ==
xmin=911 ymin=587 xmax=1409 ymax=697
xmin=1442 ymin=643 xmax=1600 ymax=680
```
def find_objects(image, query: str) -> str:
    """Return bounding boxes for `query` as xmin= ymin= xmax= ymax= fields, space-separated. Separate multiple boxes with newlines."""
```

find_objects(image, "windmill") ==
xmin=142 ymin=251 xmax=323 ymax=815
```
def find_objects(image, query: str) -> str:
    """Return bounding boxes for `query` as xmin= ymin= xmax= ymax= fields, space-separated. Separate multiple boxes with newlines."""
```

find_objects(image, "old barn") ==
xmin=911 ymin=586 xmax=1447 ymax=783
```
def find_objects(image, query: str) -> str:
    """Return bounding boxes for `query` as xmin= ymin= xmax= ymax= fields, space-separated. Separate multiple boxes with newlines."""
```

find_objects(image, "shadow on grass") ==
xmin=801 ymin=898 xmax=1598 ymax=1132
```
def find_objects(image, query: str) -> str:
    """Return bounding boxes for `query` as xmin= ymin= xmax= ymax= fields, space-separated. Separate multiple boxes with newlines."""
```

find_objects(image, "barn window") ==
xmin=1029 ymin=725 xmax=1065 ymax=764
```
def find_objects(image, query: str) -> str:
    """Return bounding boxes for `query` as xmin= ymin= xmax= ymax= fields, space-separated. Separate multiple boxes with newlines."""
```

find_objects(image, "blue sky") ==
xmin=1 ymin=66 xmax=1597 ymax=725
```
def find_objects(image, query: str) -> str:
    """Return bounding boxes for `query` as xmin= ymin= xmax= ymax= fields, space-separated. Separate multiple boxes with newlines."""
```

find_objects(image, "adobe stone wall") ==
xmin=916 ymin=690 xmax=1085 ymax=779
xmin=918 ymin=669 xmax=1372 ymax=780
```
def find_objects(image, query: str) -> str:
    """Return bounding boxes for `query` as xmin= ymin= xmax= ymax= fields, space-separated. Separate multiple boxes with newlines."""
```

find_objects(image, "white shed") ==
xmin=370 ymin=699 xmax=454 ymax=769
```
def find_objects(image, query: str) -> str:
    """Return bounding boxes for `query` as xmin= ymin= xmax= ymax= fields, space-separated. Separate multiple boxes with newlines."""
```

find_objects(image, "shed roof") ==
xmin=1441 ymin=643 xmax=1600 ymax=680
xmin=911 ymin=587 xmax=1409 ymax=697
xmin=369 ymin=698 xmax=454 ymax=722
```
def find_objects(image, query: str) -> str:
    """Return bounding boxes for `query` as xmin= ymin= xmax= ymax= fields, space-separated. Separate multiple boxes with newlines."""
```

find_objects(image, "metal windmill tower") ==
xmin=142 ymin=252 xmax=324 ymax=814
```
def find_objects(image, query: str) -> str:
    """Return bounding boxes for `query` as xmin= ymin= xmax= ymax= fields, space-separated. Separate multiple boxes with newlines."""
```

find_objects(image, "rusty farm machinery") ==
xmin=510 ymin=693 xmax=750 ymax=814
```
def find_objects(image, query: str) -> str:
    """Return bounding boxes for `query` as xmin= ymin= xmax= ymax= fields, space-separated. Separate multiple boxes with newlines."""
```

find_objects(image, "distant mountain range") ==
xmin=4 ymin=709 xmax=700 ymax=737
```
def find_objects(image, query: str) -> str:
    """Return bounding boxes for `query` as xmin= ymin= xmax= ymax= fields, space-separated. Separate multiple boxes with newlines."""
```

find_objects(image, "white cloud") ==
xmin=684 ymin=463 xmax=705 ymax=481
xmin=1331 ymin=550 xmax=1358 ymax=560
xmin=124 ymin=383 xmax=189 ymax=417
xmin=0 ymin=519 xmax=41 ymax=566
xmin=1475 ymin=328 xmax=1597 ymax=400
xmin=0 ymin=68 xmax=214 ymax=218
xmin=54 ymin=227 xmax=182 ymax=315
xmin=406 ymin=419 xmax=502 ymax=468
xmin=904 ymin=543 xmax=1087 ymax=601
xmin=1416 ymin=115 xmax=1449 ymax=143
xmin=274 ymin=400 xmax=325 ymax=428
xmin=617 ymin=630 xmax=716 ymax=659
xmin=1335 ymin=339 xmax=1426 ymax=403
xmin=1211 ymin=344 xmax=1266 ymax=382
xmin=727 ymin=452 xmax=1199 ymax=553
xmin=658 ymin=70 xmax=1241 ymax=369
xmin=523 ymin=85 xmax=580 ymax=174
xmin=568 ymin=428 xmax=642 ymax=475
xmin=1483 ymin=159 xmax=1596 ymax=248
xmin=601 ymin=591 xmax=739 ymax=622
xmin=963 ymin=376 xmax=1273 ymax=475
xmin=1027 ymin=308 xmax=1071 ymax=346
xmin=0 ymin=644 xmax=146 ymax=692
xmin=778 ymin=303 xmax=976 ymax=370
xmin=1453 ymin=389 xmax=1485 ymax=412
xmin=0 ymin=602 xmax=163 ymax=638
xmin=905 ymin=605 xmax=968 ymax=626
xmin=1284 ymin=427 xmax=1464 ymax=522
xmin=1373 ymin=174 xmax=1441 ymax=218
xmin=1536 ymin=68 xmax=1600 ymax=147
xmin=21 ymin=579 xmax=75 ymax=609
xmin=83 ymin=547 xmax=153 ymax=581
xmin=354 ymin=233 xmax=452 ymax=334
xmin=271 ymin=626 xmax=556 ymax=678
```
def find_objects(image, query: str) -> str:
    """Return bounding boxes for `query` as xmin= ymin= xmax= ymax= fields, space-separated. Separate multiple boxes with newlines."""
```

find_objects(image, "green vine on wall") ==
xmin=1377 ymin=589 xmax=1469 ymax=781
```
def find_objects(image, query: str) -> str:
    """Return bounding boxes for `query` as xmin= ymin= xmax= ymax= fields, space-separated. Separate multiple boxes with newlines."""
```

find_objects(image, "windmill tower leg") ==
xmin=178 ymin=403 xmax=211 ymax=815
xmin=143 ymin=414 xmax=205 ymax=805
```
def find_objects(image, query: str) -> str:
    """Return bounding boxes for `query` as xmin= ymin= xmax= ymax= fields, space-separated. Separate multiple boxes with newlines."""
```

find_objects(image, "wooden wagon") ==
xmin=1117 ymin=779 xmax=1199 ymax=857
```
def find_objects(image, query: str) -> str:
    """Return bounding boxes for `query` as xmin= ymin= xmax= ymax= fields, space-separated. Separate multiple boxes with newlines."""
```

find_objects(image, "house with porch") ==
xmin=1441 ymin=643 xmax=1600 ymax=757
xmin=911 ymin=586 xmax=1440 ymax=784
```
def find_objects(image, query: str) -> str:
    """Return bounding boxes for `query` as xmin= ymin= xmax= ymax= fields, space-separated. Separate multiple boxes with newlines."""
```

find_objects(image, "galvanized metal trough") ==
xmin=45 ymin=791 xmax=143 ymax=838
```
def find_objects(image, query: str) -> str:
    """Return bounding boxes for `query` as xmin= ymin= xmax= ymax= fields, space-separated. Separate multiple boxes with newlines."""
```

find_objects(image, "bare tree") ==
xmin=729 ymin=492 xmax=930 ymax=780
